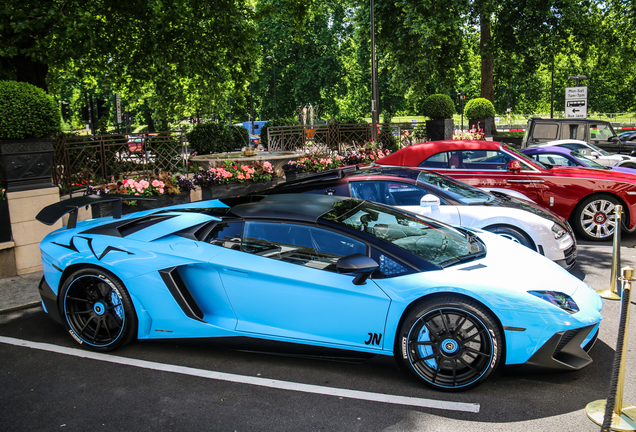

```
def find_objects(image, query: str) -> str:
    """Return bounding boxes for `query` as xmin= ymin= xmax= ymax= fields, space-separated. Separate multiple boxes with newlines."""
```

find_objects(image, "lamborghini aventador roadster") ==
xmin=36 ymin=193 xmax=603 ymax=391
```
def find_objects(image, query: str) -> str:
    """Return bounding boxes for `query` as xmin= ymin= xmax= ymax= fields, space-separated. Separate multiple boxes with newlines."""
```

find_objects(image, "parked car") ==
xmin=261 ymin=166 xmax=577 ymax=269
xmin=36 ymin=193 xmax=602 ymax=391
xmin=522 ymin=145 xmax=636 ymax=174
xmin=531 ymin=139 xmax=636 ymax=170
xmin=520 ymin=118 xmax=636 ymax=154
xmin=376 ymin=140 xmax=636 ymax=241
xmin=619 ymin=130 xmax=636 ymax=142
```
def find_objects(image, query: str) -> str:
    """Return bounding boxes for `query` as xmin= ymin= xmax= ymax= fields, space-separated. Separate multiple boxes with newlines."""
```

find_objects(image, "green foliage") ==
xmin=0 ymin=80 xmax=60 ymax=139
xmin=422 ymin=94 xmax=455 ymax=120
xmin=187 ymin=122 xmax=246 ymax=155
xmin=464 ymin=98 xmax=496 ymax=119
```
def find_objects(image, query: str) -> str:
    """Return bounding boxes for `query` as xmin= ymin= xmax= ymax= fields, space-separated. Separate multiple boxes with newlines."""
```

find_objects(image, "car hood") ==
xmin=489 ymin=193 xmax=571 ymax=230
xmin=437 ymin=231 xmax=587 ymax=298
xmin=547 ymin=165 xmax=636 ymax=182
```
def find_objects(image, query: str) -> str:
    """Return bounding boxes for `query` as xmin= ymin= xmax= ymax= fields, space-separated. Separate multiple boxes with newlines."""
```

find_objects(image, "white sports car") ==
xmin=263 ymin=166 xmax=577 ymax=270
xmin=535 ymin=139 xmax=636 ymax=169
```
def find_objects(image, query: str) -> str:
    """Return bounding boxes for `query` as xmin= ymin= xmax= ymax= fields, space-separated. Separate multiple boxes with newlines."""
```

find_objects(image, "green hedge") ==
xmin=422 ymin=94 xmax=455 ymax=120
xmin=0 ymin=81 xmax=61 ymax=139
xmin=464 ymin=98 xmax=496 ymax=119
xmin=187 ymin=122 xmax=248 ymax=155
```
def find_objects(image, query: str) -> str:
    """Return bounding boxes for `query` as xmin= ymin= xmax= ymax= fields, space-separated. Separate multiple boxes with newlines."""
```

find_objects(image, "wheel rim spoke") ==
xmin=408 ymin=307 xmax=494 ymax=388
xmin=64 ymin=275 xmax=126 ymax=347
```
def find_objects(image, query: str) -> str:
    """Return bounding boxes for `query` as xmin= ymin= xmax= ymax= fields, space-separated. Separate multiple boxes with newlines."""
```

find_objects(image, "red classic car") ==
xmin=376 ymin=140 xmax=636 ymax=241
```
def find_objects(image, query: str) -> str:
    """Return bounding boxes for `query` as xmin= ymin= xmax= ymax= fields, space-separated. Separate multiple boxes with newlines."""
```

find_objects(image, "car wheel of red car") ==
xmin=572 ymin=194 xmax=620 ymax=241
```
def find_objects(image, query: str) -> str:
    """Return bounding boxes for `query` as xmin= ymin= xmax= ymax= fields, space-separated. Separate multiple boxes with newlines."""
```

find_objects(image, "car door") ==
xmin=349 ymin=179 xmax=460 ymax=225
xmin=419 ymin=150 xmax=542 ymax=203
xmin=212 ymin=221 xmax=392 ymax=350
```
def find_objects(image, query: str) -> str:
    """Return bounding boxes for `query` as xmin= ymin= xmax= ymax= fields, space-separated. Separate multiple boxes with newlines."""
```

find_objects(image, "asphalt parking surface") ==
xmin=1 ymin=240 xmax=636 ymax=431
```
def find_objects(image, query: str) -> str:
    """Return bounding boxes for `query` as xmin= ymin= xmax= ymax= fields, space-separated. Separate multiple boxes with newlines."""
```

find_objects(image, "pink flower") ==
xmin=158 ymin=188 xmax=164 ymax=194
xmin=237 ymin=172 xmax=245 ymax=180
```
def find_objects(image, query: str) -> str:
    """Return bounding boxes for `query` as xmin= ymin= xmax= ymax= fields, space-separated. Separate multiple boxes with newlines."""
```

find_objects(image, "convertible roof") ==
xmin=376 ymin=140 xmax=503 ymax=166
xmin=230 ymin=194 xmax=349 ymax=222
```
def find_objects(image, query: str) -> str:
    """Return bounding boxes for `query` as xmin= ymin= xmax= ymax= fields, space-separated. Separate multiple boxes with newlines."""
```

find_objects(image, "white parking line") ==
xmin=1 ymin=335 xmax=479 ymax=413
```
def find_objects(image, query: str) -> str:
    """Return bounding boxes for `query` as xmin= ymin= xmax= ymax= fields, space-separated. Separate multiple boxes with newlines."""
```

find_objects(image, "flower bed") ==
xmin=193 ymin=160 xmax=276 ymax=200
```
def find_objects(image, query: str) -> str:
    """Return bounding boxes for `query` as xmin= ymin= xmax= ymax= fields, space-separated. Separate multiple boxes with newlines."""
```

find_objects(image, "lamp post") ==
xmin=370 ymin=0 xmax=379 ymax=142
xmin=568 ymin=75 xmax=588 ymax=86
xmin=266 ymin=54 xmax=278 ymax=119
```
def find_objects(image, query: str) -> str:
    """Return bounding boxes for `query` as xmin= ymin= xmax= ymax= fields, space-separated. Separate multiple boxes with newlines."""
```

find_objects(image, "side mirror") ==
xmin=420 ymin=194 xmax=441 ymax=209
xmin=336 ymin=254 xmax=379 ymax=285
xmin=591 ymin=151 xmax=601 ymax=158
xmin=507 ymin=160 xmax=522 ymax=172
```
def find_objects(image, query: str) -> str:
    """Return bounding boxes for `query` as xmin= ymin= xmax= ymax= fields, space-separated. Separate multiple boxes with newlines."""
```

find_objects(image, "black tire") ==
xmin=571 ymin=194 xmax=620 ymax=241
xmin=484 ymin=225 xmax=535 ymax=250
xmin=397 ymin=296 xmax=503 ymax=391
xmin=59 ymin=267 xmax=137 ymax=351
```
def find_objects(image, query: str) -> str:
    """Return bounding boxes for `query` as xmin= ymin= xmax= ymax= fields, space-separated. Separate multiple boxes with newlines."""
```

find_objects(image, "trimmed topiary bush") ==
xmin=464 ymin=98 xmax=496 ymax=120
xmin=187 ymin=122 xmax=247 ymax=155
xmin=422 ymin=94 xmax=455 ymax=120
xmin=0 ymin=80 xmax=61 ymax=139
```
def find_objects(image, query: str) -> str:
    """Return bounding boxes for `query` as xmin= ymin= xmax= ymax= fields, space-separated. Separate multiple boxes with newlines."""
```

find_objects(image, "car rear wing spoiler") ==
xmin=36 ymin=194 xmax=157 ymax=229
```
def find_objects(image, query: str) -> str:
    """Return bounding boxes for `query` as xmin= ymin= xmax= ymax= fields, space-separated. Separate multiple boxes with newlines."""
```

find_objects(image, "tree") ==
xmin=0 ymin=0 xmax=258 ymax=120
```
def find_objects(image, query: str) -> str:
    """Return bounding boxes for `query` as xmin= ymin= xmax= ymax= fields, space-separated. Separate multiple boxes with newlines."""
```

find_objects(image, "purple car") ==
xmin=521 ymin=146 xmax=636 ymax=175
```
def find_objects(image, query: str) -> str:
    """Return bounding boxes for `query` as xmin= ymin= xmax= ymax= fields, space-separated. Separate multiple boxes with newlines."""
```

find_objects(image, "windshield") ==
xmin=322 ymin=199 xmax=485 ymax=267
xmin=584 ymin=142 xmax=611 ymax=156
xmin=416 ymin=171 xmax=496 ymax=205
xmin=570 ymin=150 xmax=608 ymax=169
xmin=504 ymin=145 xmax=547 ymax=169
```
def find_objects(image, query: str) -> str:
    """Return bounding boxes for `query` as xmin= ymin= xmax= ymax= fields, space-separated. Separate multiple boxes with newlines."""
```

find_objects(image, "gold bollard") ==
xmin=586 ymin=266 xmax=636 ymax=431
xmin=597 ymin=204 xmax=623 ymax=300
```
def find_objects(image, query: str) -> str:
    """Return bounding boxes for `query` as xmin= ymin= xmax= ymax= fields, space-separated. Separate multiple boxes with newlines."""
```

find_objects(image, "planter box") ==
xmin=91 ymin=191 xmax=191 ymax=219
xmin=283 ymin=171 xmax=315 ymax=182
xmin=425 ymin=119 xmax=454 ymax=141
xmin=469 ymin=118 xmax=493 ymax=138
xmin=0 ymin=199 xmax=12 ymax=243
xmin=0 ymin=138 xmax=55 ymax=192
xmin=201 ymin=180 xmax=277 ymax=200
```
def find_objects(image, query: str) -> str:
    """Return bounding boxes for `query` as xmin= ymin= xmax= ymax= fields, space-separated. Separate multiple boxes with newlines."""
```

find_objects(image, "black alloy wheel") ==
xmin=397 ymin=297 xmax=502 ymax=391
xmin=60 ymin=267 xmax=137 ymax=351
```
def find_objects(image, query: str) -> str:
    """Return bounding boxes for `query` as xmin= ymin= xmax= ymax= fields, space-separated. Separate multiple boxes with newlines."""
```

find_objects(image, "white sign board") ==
xmin=565 ymin=86 xmax=587 ymax=100
xmin=565 ymin=86 xmax=588 ymax=119
xmin=115 ymin=93 xmax=121 ymax=124
xmin=565 ymin=99 xmax=587 ymax=119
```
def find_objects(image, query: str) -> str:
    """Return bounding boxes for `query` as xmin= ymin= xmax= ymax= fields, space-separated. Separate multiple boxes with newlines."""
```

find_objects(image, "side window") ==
xmin=533 ymin=123 xmax=559 ymax=140
xmin=567 ymin=124 xmax=584 ymax=140
xmin=462 ymin=150 xmax=512 ymax=170
xmin=204 ymin=222 xmax=244 ymax=249
xmin=242 ymin=222 xmax=366 ymax=272
xmin=387 ymin=182 xmax=446 ymax=205
xmin=535 ymin=154 xmax=572 ymax=166
xmin=370 ymin=248 xmax=413 ymax=278
xmin=418 ymin=152 xmax=449 ymax=169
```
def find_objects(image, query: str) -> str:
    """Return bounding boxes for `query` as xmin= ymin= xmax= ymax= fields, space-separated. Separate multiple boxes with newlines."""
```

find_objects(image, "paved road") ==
xmin=1 ymin=243 xmax=636 ymax=431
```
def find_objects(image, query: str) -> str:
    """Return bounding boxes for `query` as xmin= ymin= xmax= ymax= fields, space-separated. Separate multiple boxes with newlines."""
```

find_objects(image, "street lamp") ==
xmin=568 ymin=75 xmax=588 ymax=86
xmin=266 ymin=54 xmax=278 ymax=119
xmin=370 ymin=0 xmax=379 ymax=142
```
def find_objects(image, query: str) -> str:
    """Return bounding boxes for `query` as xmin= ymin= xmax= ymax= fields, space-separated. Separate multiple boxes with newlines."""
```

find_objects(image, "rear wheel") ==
xmin=572 ymin=194 xmax=620 ymax=241
xmin=59 ymin=267 xmax=137 ymax=351
xmin=397 ymin=296 xmax=502 ymax=391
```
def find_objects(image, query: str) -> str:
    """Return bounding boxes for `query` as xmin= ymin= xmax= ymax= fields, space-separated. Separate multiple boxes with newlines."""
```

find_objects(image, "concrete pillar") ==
xmin=6 ymin=186 xmax=62 ymax=275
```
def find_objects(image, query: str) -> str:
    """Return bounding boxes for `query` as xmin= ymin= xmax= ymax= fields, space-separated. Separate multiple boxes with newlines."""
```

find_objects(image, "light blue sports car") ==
xmin=36 ymin=193 xmax=603 ymax=391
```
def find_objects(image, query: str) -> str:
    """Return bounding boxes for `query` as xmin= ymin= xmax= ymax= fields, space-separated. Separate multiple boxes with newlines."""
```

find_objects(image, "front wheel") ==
xmin=59 ymin=267 xmax=137 ymax=351
xmin=397 ymin=296 xmax=503 ymax=391
xmin=484 ymin=225 xmax=535 ymax=250
xmin=572 ymin=194 xmax=621 ymax=241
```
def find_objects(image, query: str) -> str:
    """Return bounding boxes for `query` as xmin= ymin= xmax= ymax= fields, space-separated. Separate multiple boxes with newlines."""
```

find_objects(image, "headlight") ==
xmin=528 ymin=291 xmax=579 ymax=313
xmin=551 ymin=223 xmax=567 ymax=240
